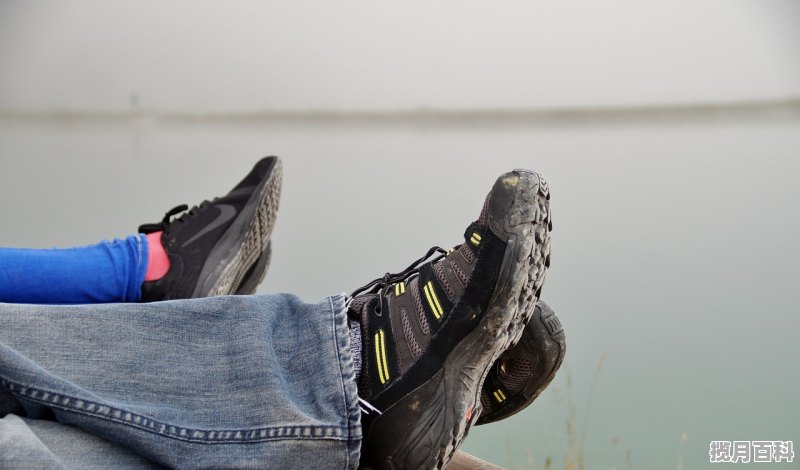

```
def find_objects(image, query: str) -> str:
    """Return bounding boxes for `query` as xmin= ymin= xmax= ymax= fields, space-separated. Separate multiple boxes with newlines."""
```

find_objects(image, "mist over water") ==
xmin=2 ymin=112 xmax=798 ymax=469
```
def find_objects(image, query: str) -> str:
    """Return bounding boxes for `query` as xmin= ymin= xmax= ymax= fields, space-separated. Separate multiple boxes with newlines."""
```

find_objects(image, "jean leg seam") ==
xmin=329 ymin=293 xmax=350 ymax=470
xmin=0 ymin=377 xmax=352 ymax=444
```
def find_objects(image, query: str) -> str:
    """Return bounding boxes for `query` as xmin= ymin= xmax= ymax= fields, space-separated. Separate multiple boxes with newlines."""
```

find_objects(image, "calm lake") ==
xmin=1 ymin=110 xmax=798 ymax=469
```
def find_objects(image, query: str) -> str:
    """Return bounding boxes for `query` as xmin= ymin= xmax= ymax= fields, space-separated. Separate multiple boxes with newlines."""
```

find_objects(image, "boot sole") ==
xmin=192 ymin=157 xmax=282 ymax=297
xmin=367 ymin=169 xmax=551 ymax=469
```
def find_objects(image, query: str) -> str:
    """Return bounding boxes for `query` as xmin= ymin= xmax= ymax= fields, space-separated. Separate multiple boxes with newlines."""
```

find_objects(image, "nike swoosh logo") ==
xmin=181 ymin=204 xmax=238 ymax=248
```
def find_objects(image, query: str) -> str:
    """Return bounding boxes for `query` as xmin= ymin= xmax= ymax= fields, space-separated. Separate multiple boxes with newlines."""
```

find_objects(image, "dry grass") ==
xmin=505 ymin=353 xmax=690 ymax=470
xmin=506 ymin=353 xmax=615 ymax=470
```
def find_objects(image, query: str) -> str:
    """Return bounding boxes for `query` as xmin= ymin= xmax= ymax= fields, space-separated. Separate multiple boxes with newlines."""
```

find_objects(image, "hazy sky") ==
xmin=1 ymin=0 xmax=798 ymax=112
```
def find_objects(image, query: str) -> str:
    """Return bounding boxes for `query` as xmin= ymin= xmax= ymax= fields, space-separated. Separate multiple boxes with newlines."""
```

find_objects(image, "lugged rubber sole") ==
xmin=193 ymin=158 xmax=282 ymax=297
xmin=366 ymin=169 xmax=551 ymax=469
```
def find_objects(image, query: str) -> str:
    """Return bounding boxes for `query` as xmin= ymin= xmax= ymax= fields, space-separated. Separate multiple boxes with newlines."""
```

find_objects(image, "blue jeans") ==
xmin=0 ymin=235 xmax=148 ymax=304
xmin=0 ymin=293 xmax=362 ymax=469
xmin=0 ymin=414 xmax=165 ymax=469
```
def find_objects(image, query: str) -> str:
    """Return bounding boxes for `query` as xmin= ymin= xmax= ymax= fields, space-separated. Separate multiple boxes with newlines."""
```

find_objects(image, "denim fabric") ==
xmin=0 ymin=235 xmax=148 ymax=304
xmin=0 ymin=293 xmax=361 ymax=469
xmin=0 ymin=414 xmax=164 ymax=469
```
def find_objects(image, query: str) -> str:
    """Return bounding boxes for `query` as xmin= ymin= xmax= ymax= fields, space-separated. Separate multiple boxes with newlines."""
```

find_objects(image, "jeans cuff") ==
xmin=329 ymin=292 xmax=362 ymax=469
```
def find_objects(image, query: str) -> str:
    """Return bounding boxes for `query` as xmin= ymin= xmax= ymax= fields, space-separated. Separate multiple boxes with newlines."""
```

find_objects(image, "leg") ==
xmin=0 ymin=414 xmax=164 ymax=469
xmin=0 ymin=157 xmax=281 ymax=305
xmin=0 ymin=294 xmax=361 ymax=469
xmin=0 ymin=236 xmax=147 ymax=304
xmin=1 ymin=167 xmax=559 ymax=469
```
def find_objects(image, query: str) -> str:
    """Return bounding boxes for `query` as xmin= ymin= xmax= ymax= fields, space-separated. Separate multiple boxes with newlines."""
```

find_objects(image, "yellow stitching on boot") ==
xmin=379 ymin=330 xmax=389 ymax=382
xmin=424 ymin=281 xmax=444 ymax=319
xmin=470 ymin=232 xmax=482 ymax=246
xmin=429 ymin=282 xmax=444 ymax=318
xmin=375 ymin=331 xmax=387 ymax=384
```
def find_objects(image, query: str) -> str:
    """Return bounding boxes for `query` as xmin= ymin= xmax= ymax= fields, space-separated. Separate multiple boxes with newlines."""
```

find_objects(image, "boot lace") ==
xmin=347 ymin=246 xmax=448 ymax=313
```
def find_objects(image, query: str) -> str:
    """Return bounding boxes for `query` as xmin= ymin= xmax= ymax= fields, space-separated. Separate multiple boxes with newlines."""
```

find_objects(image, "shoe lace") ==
xmin=138 ymin=203 xmax=209 ymax=234
xmin=347 ymin=246 xmax=448 ymax=311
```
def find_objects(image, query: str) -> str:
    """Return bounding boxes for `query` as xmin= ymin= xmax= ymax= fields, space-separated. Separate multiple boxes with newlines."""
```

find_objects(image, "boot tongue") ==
xmin=347 ymin=293 xmax=378 ymax=325
xmin=348 ymin=294 xmax=377 ymax=323
xmin=348 ymin=292 xmax=380 ymax=400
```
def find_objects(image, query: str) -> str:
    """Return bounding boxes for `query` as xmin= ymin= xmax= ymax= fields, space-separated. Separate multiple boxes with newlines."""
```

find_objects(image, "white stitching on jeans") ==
xmin=1 ymin=377 xmax=350 ymax=444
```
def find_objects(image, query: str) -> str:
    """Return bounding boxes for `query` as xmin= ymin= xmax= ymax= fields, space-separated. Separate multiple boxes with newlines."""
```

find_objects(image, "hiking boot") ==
xmin=138 ymin=157 xmax=282 ymax=301
xmin=350 ymin=169 xmax=552 ymax=469
xmin=476 ymin=300 xmax=566 ymax=425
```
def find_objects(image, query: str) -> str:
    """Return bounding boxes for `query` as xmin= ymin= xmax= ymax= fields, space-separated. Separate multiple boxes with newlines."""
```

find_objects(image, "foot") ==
xmin=350 ymin=169 xmax=552 ymax=469
xmin=138 ymin=156 xmax=282 ymax=301
xmin=476 ymin=300 xmax=566 ymax=425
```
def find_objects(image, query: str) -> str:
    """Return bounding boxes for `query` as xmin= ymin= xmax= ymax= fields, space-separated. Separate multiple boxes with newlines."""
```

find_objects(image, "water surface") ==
xmin=1 ymin=113 xmax=798 ymax=469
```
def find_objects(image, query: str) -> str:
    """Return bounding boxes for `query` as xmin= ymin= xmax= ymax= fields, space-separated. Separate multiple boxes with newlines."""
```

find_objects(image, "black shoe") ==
xmin=138 ymin=157 xmax=282 ymax=301
xmin=349 ymin=169 xmax=552 ymax=469
xmin=476 ymin=300 xmax=566 ymax=425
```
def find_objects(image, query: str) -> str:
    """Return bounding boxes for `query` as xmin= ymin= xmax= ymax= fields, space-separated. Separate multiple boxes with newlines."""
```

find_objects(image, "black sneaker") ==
xmin=476 ymin=300 xmax=566 ymax=425
xmin=138 ymin=157 xmax=282 ymax=301
xmin=350 ymin=169 xmax=552 ymax=469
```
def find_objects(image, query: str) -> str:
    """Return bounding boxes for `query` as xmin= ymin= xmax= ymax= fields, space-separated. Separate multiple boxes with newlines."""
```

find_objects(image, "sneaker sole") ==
xmin=192 ymin=157 xmax=282 ymax=297
xmin=365 ymin=169 xmax=551 ymax=469
xmin=235 ymin=242 xmax=272 ymax=295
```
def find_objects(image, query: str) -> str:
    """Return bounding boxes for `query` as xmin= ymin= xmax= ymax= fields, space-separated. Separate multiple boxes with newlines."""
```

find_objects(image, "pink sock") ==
xmin=144 ymin=231 xmax=171 ymax=281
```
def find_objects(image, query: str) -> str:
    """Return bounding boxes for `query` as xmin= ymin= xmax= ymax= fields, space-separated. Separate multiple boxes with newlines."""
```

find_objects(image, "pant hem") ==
xmin=328 ymin=292 xmax=362 ymax=469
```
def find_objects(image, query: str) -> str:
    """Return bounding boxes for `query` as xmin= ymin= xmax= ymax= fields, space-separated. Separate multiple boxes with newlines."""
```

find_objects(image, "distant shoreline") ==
xmin=1 ymin=98 xmax=799 ymax=126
